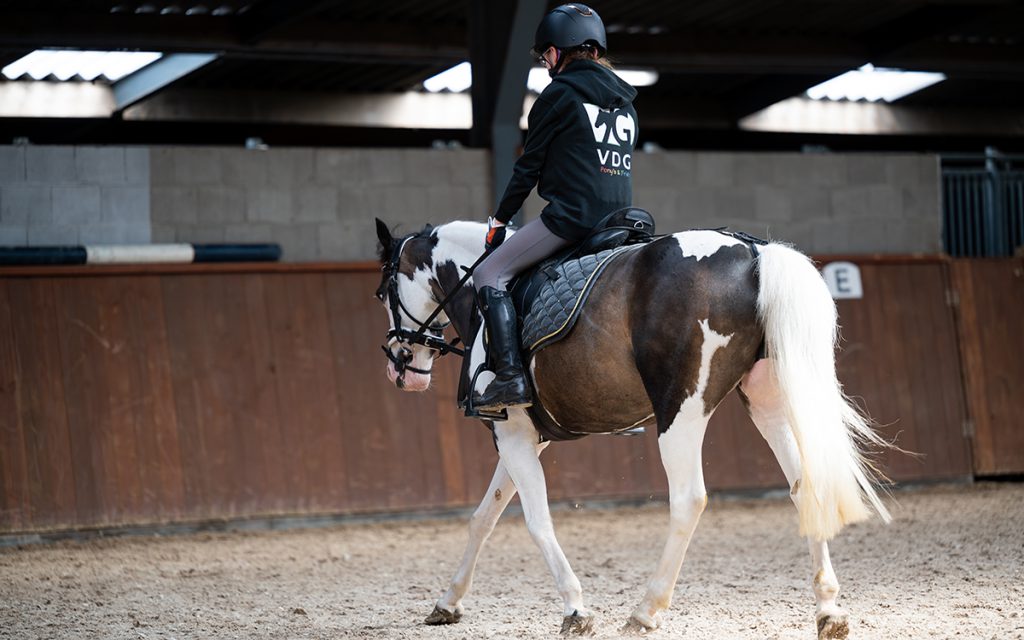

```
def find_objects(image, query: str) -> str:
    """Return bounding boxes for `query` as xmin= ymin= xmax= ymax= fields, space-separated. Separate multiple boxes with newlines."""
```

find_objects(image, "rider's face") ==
xmin=540 ymin=46 xmax=558 ymax=73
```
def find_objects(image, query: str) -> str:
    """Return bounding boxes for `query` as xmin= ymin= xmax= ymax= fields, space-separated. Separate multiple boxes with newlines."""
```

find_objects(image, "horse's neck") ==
xmin=433 ymin=221 xmax=486 ymax=342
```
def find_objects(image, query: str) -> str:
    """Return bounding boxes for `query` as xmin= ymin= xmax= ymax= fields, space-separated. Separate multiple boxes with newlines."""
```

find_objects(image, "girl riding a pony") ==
xmin=473 ymin=3 xmax=639 ymax=414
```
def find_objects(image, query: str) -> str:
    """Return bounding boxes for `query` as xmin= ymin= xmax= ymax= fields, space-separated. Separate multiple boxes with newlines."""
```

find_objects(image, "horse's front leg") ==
xmin=426 ymin=459 xmax=518 ymax=625
xmin=494 ymin=412 xmax=594 ymax=635
xmin=626 ymin=407 xmax=711 ymax=632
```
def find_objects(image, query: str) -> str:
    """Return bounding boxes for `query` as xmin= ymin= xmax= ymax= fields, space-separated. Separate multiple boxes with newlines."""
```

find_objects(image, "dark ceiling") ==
xmin=0 ymin=0 xmax=1021 ymax=150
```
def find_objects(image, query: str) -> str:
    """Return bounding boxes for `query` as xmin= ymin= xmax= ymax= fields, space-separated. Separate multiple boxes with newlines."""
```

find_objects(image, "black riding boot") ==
xmin=473 ymin=286 xmax=533 ymax=411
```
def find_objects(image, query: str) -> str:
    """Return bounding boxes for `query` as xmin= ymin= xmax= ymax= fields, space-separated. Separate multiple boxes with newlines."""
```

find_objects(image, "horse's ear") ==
xmin=375 ymin=218 xmax=393 ymax=248
xmin=374 ymin=218 xmax=393 ymax=261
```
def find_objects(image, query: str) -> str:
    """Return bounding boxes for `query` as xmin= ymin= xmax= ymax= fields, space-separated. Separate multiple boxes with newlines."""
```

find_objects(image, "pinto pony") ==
xmin=375 ymin=219 xmax=890 ymax=639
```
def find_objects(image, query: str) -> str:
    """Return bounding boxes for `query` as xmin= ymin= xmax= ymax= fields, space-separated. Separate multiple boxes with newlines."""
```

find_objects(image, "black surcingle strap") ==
xmin=711 ymin=228 xmax=769 ymax=259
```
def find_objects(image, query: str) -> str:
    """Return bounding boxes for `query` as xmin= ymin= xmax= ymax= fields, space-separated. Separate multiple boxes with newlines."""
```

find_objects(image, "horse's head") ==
xmin=374 ymin=218 xmax=448 ymax=392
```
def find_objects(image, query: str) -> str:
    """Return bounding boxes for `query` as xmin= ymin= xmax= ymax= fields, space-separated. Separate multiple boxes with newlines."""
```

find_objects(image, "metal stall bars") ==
xmin=942 ymin=148 xmax=1024 ymax=257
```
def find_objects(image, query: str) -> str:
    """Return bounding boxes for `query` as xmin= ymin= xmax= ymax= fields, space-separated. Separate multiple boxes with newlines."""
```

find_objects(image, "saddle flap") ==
xmin=520 ymin=245 xmax=638 ymax=355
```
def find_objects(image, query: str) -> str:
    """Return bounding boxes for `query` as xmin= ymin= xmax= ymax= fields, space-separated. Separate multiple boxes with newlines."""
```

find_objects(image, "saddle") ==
xmin=509 ymin=207 xmax=655 ymax=321
xmin=458 ymin=207 xmax=656 ymax=430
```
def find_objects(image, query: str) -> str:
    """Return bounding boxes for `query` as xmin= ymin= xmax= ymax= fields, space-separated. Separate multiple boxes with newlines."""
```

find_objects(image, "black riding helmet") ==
xmin=533 ymin=3 xmax=608 ymax=57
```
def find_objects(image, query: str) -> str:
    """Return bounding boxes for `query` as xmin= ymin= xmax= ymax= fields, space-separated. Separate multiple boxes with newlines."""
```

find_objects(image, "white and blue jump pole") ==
xmin=0 ymin=244 xmax=282 ymax=266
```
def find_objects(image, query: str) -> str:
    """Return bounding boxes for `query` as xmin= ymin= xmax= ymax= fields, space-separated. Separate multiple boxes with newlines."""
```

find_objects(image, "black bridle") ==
xmin=380 ymin=234 xmax=484 ymax=377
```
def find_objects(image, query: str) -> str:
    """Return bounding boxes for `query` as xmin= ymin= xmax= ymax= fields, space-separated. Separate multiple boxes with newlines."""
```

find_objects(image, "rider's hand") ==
xmin=485 ymin=218 xmax=507 ymax=253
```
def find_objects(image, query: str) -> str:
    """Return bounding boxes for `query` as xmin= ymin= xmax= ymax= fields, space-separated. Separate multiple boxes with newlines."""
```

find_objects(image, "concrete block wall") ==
xmin=523 ymin=151 xmax=942 ymax=254
xmin=0 ymin=146 xmax=150 ymax=245
xmin=643 ymin=152 xmax=941 ymax=253
xmin=0 ymin=144 xmax=942 ymax=259
xmin=150 ymin=147 xmax=493 ymax=261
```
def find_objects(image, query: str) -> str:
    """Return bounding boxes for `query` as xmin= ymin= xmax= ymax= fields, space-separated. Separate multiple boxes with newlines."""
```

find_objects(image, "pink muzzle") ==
xmin=386 ymin=361 xmax=431 ymax=391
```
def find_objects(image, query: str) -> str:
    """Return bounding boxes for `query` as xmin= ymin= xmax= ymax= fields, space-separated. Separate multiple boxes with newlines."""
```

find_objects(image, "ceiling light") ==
xmin=614 ymin=69 xmax=659 ymax=87
xmin=423 ymin=62 xmax=472 ymax=93
xmin=806 ymin=63 xmax=946 ymax=103
xmin=2 ymin=50 xmax=163 ymax=82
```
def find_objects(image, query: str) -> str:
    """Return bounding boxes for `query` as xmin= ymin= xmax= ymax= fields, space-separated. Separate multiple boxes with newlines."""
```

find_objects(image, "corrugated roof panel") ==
xmin=30 ymin=1 xmax=256 ymax=14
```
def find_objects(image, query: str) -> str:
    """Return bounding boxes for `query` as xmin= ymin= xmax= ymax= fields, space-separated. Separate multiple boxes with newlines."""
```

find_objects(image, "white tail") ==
xmin=755 ymin=243 xmax=891 ymax=541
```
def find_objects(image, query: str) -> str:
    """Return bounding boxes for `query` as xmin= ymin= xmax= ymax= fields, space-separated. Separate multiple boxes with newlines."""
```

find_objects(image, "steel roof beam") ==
xmin=238 ymin=0 xmax=345 ymax=44
xmin=0 ymin=12 xmax=1019 ymax=78
xmin=475 ymin=0 xmax=547 ymax=215
xmin=112 ymin=53 xmax=219 ymax=111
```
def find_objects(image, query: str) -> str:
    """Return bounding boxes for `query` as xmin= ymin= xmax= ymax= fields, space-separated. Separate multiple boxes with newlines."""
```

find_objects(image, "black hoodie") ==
xmin=493 ymin=59 xmax=639 ymax=241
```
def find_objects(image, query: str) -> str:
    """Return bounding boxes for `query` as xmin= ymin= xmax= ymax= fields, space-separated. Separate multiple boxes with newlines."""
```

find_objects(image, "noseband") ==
xmin=381 ymin=235 xmax=466 ymax=377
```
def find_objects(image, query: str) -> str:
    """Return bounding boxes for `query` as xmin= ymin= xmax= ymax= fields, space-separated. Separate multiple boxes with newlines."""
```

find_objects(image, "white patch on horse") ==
xmin=668 ymin=319 xmax=732 ymax=433
xmin=433 ymin=221 xmax=518 ymax=396
xmin=383 ymin=265 xmax=442 ymax=390
xmin=409 ymin=267 xmax=447 ymax=322
xmin=673 ymin=230 xmax=744 ymax=262
xmin=433 ymin=221 xmax=491 ymax=277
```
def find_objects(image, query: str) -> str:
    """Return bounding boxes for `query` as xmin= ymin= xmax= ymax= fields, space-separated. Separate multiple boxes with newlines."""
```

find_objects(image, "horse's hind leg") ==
xmin=426 ymin=460 xmax=519 ymax=625
xmin=493 ymin=411 xmax=594 ymax=635
xmin=740 ymin=359 xmax=849 ymax=640
xmin=626 ymin=407 xmax=711 ymax=631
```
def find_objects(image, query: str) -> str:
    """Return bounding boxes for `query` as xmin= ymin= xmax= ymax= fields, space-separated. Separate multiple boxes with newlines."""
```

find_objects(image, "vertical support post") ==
xmin=469 ymin=0 xmax=547 ymax=223
xmin=984 ymin=146 xmax=1008 ymax=256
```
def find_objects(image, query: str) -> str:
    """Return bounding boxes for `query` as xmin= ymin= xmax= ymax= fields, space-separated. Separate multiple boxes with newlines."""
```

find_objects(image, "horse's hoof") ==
xmin=560 ymin=610 xmax=595 ymax=635
xmin=817 ymin=614 xmax=849 ymax=640
xmin=621 ymin=613 xmax=659 ymax=635
xmin=424 ymin=605 xmax=462 ymax=625
xmin=620 ymin=618 xmax=648 ymax=635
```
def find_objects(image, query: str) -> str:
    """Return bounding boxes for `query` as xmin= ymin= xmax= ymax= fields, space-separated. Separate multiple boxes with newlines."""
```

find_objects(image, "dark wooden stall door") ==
xmin=951 ymin=259 xmax=1024 ymax=476
xmin=831 ymin=261 xmax=972 ymax=482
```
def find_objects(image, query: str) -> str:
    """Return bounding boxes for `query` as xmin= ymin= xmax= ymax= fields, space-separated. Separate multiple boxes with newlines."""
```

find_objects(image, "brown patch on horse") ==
xmin=694 ymin=246 xmax=762 ymax=415
xmin=532 ymin=251 xmax=656 ymax=433
xmin=398 ymin=232 xmax=437 ymax=278
xmin=532 ymin=236 xmax=762 ymax=435
xmin=432 ymin=260 xmax=478 ymax=342
xmin=375 ymin=224 xmax=437 ymax=302
xmin=630 ymin=238 xmax=761 ymax=432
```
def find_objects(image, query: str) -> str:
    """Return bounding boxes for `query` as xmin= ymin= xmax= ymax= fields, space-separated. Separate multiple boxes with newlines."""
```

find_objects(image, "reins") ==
xmin=381 ymin=234 xmax=489 ymax=376
xmin=381 ymin=214 xmax=656 ymax=378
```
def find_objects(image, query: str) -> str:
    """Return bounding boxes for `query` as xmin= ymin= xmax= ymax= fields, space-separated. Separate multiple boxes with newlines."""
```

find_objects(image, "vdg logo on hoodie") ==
xmin=583 ymin=103 xmax=636 ymax=176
